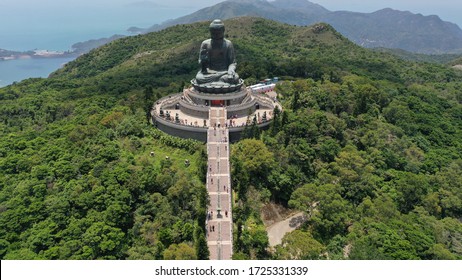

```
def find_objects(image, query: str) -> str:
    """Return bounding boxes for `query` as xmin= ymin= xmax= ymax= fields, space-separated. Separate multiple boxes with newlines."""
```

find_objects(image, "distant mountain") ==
xmin=132 ymin=0 xmax=462 ymax=54
xmin=140 ymin=0 xmax=328 ymax=32
xmin=324 ymin=8 xmax=462 ymax=54
xmin=71 ymin=35 xmax=126 ymax=55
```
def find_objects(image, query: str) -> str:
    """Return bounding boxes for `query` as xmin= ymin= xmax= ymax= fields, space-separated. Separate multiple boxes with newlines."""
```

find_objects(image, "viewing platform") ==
xmin=151 ymin=86 xmax=281 ymax=142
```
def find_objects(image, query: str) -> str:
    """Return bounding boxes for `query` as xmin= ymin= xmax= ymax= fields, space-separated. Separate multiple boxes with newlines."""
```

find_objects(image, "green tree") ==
xmin=81 ymin=222 xmax=126 ymax=259
xmin=289 ymin=183 xmax=352 ymax=241
xmin=231 ymin=139 xmax=275 ymax=195
xmin=163 ymin=243 xmax=196 ymax=260
xmin=194 ymin=225 xmax=209 ymax=260
xmin=349 ymin=222 xmax=419 ymax=260
xmin=327 ymin=145 xmax=380 ymax=205
xmin=274 ymin=230 xmax=325 ymax=260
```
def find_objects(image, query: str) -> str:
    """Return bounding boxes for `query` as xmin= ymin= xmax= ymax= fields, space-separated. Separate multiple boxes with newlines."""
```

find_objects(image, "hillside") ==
xmin=373 ymin=48 xmax=462 ymax=64
xmin=450 ymin=56 xmax=462 ymax=70
xmin=1 ymin=18 xmax=462 ymax=260
xmin=70 ymin=35 xmax=126 ymax=55
xmin=135 ymin=0 xmax=462 ymax=54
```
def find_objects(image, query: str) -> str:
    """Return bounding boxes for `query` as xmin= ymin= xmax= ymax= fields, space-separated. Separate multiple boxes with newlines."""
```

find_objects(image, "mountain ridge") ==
xmin=131 ymin=0 xmax=462 ymax=54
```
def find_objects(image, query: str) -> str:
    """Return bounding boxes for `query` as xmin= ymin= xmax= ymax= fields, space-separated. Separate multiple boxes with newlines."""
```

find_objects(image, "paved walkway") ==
xmin=266 ymin=212 xmax=305 ymax=247
xmin=206 ymin=107 xmax=233 ymax=260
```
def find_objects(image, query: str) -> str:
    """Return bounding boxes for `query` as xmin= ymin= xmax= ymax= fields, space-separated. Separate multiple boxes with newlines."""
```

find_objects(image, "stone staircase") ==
xmin=206 ymin=107 xmax=233 ymax=260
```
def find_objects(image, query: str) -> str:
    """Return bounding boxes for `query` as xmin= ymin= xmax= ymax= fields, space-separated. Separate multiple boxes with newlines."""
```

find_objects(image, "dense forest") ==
xmin=1 ymin=17 xmax=461 ymax=260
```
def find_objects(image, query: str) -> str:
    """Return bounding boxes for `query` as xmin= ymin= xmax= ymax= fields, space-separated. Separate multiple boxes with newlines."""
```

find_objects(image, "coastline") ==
xmin=0 ymin=55 xmax=78 ymax=88
xmin=1 ymin=34 xmax=124 ymax=62
xmin=0 ymin=50 xmax=79 ymax=61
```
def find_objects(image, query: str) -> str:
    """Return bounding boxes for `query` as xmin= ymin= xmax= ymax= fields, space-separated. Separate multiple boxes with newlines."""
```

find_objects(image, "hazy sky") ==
xmin=1 ymin=0 xmax=461 ymax=50
xmin=2 ymin=0 xmax=460 ymax=26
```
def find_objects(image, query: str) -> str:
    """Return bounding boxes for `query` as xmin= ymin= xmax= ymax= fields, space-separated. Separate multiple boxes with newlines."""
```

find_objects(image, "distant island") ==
xmin=0 ymin=35 xmax=125 ymax=61
xmin=0 ymin=49 xmax=78 ymax=61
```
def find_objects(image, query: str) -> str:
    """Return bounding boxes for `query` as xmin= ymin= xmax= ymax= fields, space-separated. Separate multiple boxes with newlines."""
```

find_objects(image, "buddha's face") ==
xmin=210 ymin=28 xmax=224 ymax=40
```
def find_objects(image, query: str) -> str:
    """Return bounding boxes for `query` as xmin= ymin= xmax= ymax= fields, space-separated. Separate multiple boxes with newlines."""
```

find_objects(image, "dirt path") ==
xmin=266 ymin=211 xmax=305 ymax=247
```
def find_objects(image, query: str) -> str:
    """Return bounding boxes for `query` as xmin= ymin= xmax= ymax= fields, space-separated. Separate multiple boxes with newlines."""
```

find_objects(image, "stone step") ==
xmin=206 ymin=107 xmax=233 ymax=260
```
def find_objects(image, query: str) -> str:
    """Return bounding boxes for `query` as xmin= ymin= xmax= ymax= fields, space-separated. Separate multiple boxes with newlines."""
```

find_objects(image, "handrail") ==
xmin=179 ymin=98 xmax=209 ymax=111
xmin=154 ymin=114 xmax=208 ymax=131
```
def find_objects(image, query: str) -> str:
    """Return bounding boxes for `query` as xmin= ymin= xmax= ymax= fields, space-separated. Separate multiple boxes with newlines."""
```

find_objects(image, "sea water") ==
xmin=0 ymin=2 xmax=193 ymax=87
xmin=0 ymin=57 xmax=77 ymax=87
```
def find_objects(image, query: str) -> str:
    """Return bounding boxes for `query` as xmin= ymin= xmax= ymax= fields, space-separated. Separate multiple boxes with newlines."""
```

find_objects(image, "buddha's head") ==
xmin=210 ymin=19 xmax=225 ymax=40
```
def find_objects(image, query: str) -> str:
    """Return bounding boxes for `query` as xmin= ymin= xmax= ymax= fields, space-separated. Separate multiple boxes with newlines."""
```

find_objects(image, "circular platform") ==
xmin=187 ymin=87 xmax=248 ymax=102
xmin=151 ymin=85 xmax=281 ymax=142
xmin=191 ymin=79 xmax=244 ymax=94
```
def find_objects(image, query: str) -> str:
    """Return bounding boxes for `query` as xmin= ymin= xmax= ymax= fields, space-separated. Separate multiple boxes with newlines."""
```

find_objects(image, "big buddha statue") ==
xmin=192 ymin=19 xmax=243 ymax=93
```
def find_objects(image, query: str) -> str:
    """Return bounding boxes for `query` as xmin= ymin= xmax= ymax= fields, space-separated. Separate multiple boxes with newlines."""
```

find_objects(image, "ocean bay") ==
xmin=0 ymin=56 xmax=77 ymax=87
xmin=0 ymin=2 xmax=195 ymax=87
